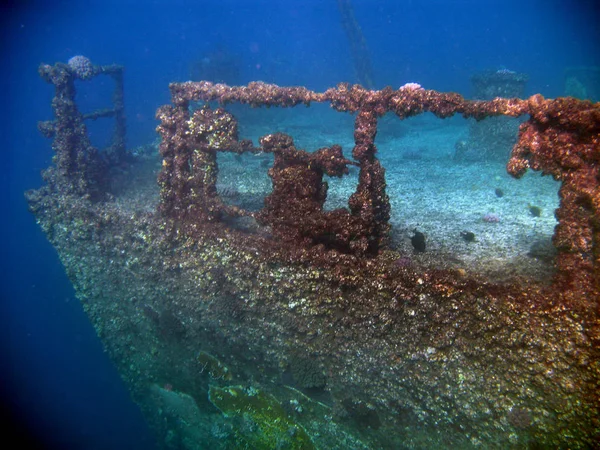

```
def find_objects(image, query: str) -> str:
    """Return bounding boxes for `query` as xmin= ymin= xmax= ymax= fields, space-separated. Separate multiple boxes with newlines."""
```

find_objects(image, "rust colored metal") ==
xmin=28 ymin=74 xmax=600 ymax=448
xmin=155 ymin=104 xmax=255 ymax=223
xmin=157 ymin=81 xmax=600 ymax=306
xmin=508 ymin=95 xmax=600 ymax=308
xmin=256 ymin=133 xmax=372 ymax=253
xmin=37 ymin=60 xmax=126 ymax=199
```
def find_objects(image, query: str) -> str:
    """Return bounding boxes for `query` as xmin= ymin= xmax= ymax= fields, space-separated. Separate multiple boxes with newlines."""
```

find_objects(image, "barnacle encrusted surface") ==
xmin=28 ymin=78 xmax=600 ymax=449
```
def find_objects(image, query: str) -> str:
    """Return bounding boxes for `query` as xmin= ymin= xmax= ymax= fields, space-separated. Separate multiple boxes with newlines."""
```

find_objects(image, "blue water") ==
xmin=2 ymin=0 xmax=598 ymax=448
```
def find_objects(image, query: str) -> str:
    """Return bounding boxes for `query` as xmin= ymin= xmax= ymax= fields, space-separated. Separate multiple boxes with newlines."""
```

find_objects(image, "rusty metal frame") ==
xmin=157 ymin=81 xmax=600 ymax=302
xmin=37 ymin=61 xmax=126 ymax=198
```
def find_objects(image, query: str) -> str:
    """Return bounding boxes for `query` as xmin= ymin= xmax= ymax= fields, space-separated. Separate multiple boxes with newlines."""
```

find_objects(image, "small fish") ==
xmin=410 ymin=229 xmax=426 ymax=252
xmin=495 ymin=188 xmax=504 ymax=198
xmin=460 ymin=231 xmax=476 ymax=242
xmin=528 ymin=205 xmax=542 ymax=217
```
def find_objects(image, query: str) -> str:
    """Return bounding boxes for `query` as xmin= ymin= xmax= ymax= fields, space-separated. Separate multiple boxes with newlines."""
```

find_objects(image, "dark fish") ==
xmin=528 ymin=205 xmax=542 ymax=217
xmin=460 ymin=231 xmax=476 ymax=242
xmin=495 ymin=188 xmax=504 ymax=198
xmin=410 ymin=229 xmax=426 ymax=252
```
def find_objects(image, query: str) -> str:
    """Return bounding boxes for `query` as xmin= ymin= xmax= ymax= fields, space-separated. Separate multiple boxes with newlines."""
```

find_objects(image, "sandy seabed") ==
xmin=121 ymin=105 xmax=560 ymax=284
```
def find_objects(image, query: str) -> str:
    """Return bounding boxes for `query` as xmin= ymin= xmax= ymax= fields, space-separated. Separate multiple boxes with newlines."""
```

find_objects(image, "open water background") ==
xmin=1 ymin=1 xmax=599 ymax=448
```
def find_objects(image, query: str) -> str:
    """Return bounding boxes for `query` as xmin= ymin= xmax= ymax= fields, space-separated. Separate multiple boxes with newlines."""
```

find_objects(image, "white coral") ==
xmin=67 ymin=55 xmax=94 ymax=80
xmin=399 ymin=82 xmax=423 ymax=91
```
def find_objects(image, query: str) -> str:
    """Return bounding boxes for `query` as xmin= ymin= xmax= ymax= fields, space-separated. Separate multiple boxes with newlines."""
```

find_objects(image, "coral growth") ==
xmin=30 ymin=62 xmax=600 ymax=449
xmin=67 ymin=55 xmax=95 ymax=80
xmin=154 ymin=81 xmax=600 ymax=307
xmin=209 ymin=385 xmax=315 ymax=449
xmin=507 ymin=95 xmax=600 ymax=307
xmin=482 ymin=213 xmax=501 ymax=223
xmin=289 ymin=356 xmax=327 ymax=390
xmin=32 ymin=60 xmax=126 ymax=199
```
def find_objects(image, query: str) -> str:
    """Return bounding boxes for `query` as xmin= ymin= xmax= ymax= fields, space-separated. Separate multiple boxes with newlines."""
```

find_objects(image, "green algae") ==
xmin=208 ymin=385 xmax=315 ymax=450
xmin=197 ymin=351 xmax=232 ymax=381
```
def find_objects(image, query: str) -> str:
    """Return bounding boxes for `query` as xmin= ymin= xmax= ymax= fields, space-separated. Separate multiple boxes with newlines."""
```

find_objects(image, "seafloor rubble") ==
xmin=27 ymin=61 xmax=599 ymax=449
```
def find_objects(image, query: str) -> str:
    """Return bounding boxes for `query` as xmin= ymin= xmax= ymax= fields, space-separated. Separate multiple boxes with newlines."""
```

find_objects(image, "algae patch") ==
xmin=208 ymin=385 xmax=315 ymax=449
xmin=197 ymin=351 xmax=232 ymax=381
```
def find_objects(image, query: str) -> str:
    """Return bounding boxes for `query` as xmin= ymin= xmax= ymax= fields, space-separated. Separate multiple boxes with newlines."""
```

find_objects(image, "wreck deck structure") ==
xmin=27 ymin=60 xmax=600 ymax=449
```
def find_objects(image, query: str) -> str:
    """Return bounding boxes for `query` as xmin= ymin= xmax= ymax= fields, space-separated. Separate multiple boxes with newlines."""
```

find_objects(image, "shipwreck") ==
xmin=27 ymin=58 xmax=599 ymax=449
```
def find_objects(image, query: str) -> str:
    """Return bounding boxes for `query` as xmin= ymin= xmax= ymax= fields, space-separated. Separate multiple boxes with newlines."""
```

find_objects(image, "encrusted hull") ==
xmin=28 ymin=192 xmax=599 ymax=449
xmin=30 ymin=69 xmax=600 ymax=448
